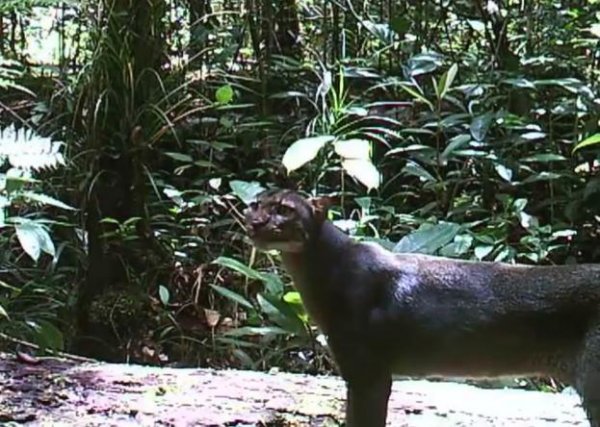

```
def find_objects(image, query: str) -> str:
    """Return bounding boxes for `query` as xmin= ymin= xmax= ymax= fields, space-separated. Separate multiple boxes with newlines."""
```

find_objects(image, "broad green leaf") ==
xmin=521 ymin=172 xmax=562 ymax=184
xmin=573 ymin=134 xmax=600 ymax=152
xmin=282 ymin=136 xmax=335 ymax=172
xmin=229 ymin=180 xmax=265 ymax=205
xmin=215 ymin=84 xmax=234 ymax=104
xmin=28 ymin=320 xmax=64 ymax=351
xmin=209 ymin=283 xmax=254 ymax=310
xmin=21 ymin=191 xmax=76 ymax=210
xmin=441 ymin=134 xmax=471 ymax=161
xmin=164 ymin=152 xmax=193 ymax=162
xmin=406 ymin=52 xmax=444 ymax=77
xmin=502 ymin=78 xmax=535 ymax=89
xmin=213 ymin=256 xmax=264 ymax=281
xmin=257 ymin=293 xmax=306 ymax=336
xmin=470 ymin=113 xmax=494 ymax=141
xmin=387 ymin=144 xmax=435 ymax=156
xmin=394 ymin=222 xmax=462 ymax=254
xmin=223 ymin=326 xmax=289 ymax=337
xmin=440 ymin=234 xmax=473 ymax=258
xmin=522 ymin=153 xmax=567 ymax=162
xmin=342 ymin=159 xmax=381 ymax=190
xmin=15 ymin=222 xmax=55 ymax=262
xmin=260 ymin=272 xmax=285 ymax=296
xmin=398 ymin=83 xmax=434 ymax=111
xmin=474 ymin=245 xmax=494 ymax=260
xmin=518 ymin=211 xmax=539 ymax=229
xmin=389 ymin=16 xmax=410 ymax=35
xmin=520 ymin=132 xmax=546 ymax=141
xmin=334 ymin=139 xmax=371 ymax=160
xmin=158 ymin=285 xmax=170 ymax=306
xmin=283 ymin=291 xmax=303 ymax=306
xmin=401 ymin=160 xmax=436 ymax=182
xmin=439 ymin=63 xmax=458 ymax=99
xmin=495 ymin=163 xmax=513 ymax=182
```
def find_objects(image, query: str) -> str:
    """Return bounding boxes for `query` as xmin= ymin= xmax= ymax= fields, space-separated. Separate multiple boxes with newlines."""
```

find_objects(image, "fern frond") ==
xmin=0 ymin=126 xmax=65 ymax=171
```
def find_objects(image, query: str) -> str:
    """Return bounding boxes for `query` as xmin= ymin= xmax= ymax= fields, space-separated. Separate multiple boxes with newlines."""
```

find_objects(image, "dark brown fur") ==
xmin=244 ymin=189 xmax=600 ymax=427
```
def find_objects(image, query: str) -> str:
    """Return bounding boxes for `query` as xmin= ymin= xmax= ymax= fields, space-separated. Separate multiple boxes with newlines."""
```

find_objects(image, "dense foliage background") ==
xmin=1 ymin=0 xmax=599 ymax=389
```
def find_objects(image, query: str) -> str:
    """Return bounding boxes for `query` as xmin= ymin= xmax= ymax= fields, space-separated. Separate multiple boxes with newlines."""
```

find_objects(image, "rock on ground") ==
xmin=0 ymin=354 xmax=588 ymax=426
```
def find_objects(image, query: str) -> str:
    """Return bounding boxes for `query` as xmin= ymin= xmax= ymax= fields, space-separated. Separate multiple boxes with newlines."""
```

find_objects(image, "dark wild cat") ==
xmin=244 ymin=189 xmax=600 ymax=427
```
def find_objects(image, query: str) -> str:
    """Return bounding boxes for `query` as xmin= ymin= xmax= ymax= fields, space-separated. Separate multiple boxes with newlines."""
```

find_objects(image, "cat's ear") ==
xmin=308 ymin=196 xmax=332 ymax=224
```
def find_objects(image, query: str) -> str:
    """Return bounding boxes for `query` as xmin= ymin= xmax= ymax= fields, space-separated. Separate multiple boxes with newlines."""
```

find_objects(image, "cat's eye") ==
xmin=275 ymin=203 xmax=295 ymax=216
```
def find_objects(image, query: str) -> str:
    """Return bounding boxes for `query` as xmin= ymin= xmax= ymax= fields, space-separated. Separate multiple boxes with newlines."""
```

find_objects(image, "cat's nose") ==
xmin=250 ymin=216 xmax=268 ymax=228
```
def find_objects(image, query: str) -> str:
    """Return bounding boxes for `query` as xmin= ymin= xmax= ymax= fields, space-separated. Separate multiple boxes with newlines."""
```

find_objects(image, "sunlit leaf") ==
xmin=158 ymin=285 xmax=170 ymax=306
xmin=573 ymin=133 xmax=600 ymax=152
xmin=15 ymin=222 xmax=55 ymax=262
xmin=495 ymin=163 xmax=513 ymax=182
xmin=229 ymin=180 xmax=265 ymax=205
xmin=342 ymin=159 xmax=381 ymax=190
xmin=474 ymin=245 xmax=495 ymax=260
xmin=282 ymin=136 xmax=335 ymax=172
xmin=21 ymin=191 xmax=76 ymax=210
xmin=439 ymin=63 xmax=458 ymax=99
xmin=215 ymin=84 xmax=234 ymax=104
xmin=224 ymin=326 xmax=289 ymax=337
xmin=334 ymin=139 xmax=371 ymax=160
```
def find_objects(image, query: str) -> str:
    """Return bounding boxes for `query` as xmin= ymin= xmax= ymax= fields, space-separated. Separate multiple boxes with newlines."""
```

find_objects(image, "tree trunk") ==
xmin=74 ymin=0 xmax=166 ymax=359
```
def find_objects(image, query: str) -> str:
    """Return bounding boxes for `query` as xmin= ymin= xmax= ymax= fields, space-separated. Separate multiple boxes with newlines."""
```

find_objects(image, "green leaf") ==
xmin=209 ymin=284 xmax=254 ymax=310
xmin=440 ymin=234 xmax=473 ymax=258
xmin=213 ymin=256 xmax=264 ymax=281
xmin=439 ymin=63 xmax=458 ymax=99
xmin=215 ymin=84 xmax=234 ymax=104
xmin=474 ymin=245 xmax=494 ymax=260
xmin=282 ymin=136 xmax=335 ymax=172
xmin=441 ymin=134 xmax=471 ymax=161
xmin=342 ymin=159 xmax=381 ymax=190
xmin=28 ymin=320 xmax=64 ymax=351
xmin=229 ymin=180 xmax=265 ymax=205
xmin=398 ymin=83 xmax=434 ymax=111
xmin=257 ymin=293 xmax=307 ymax=336
xmin=520 ymin=132 xmax=546 ymax=141
xmin=573 ymin=134 xmax=600 ymax=152
xmin=283 ymin=291 xmax=303 ymax=306
xmin=470 ymin=113 xmax=494 ymax=141
xmin=260 ymin=272 xmax=285 ymax=296
xmin=15 ymin=222 xmax=55 ymax=262
xmin=21 ymin=191 xmax=76 ymax=210
xmin=521 ymin=153 xmax=567 ymax=163
xmin=401 ymin=160 xmax=436 ymax=182
xmin=0 ymin=303 xmax=8 ymax=319
xmin=495 ymin=163 xmax=513 ymax=182
xmin=394 ymin=222 xmax=462 ymax=254
xmin=389 ymin=16 xmax=410 ymax=35
xmin=334 ymin=139 xmax=371 ymax=160
xmin=223 ymin=326 xmax=289 ymax=337
xmin=158 ymin=285 xmax=170 ymax=306
xmin=164 ymin=152 xmax=193 ymax=162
